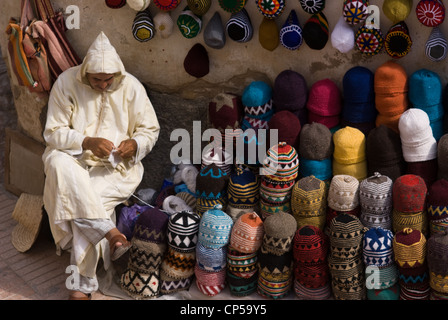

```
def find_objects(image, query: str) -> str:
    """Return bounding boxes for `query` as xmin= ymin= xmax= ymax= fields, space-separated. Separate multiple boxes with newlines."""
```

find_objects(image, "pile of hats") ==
xmin=392 ymin=174 xmax=428 ymax=236
xmin=408 ymin=69 xmax=445 ymax=141
xmin=273 ymin=70 xmax=308 ymax=126
xmin=399 ymin=108 xmax=438 ymax=188
xmin=120 ymin=207 xmax=169 ymax=299
xmin=393 ymin=228 xmax=430 ymax=300
xmin=366 ymin=124 xmax=406 ymax=182
xmin=298 ymin=123 xmax=333 ymax=184
xmin=226 ymin=167 xmax=260 ymax=221
xmin=195 ymin=204 xmax=233 ymax=296
xmin=259 ymin=142 xmax=299 ymax=219
xmin=359 ymin=173 xmax=393 ymax=230
xmin=291 ymin=175 xmax=328 ymax=230
xmin=240 ymin=80 xmax=274 ymax=132
xmin=326 ymin=174 xmax=361 ymax=232
xmin=226 ymin=212 xmax=264 ymax=296
xmin=195 ymin=164 xmax=228 ymax=216
xmin=292 ymin=225 xmax=331 ymax=300
xmin=363 ymin=227 xmax=399 ymax=300
xmin=427 ymin=231 xmax=448 ymax=299
xmin=328 ymin=212 xmax=367 ymax=300
xmin=374 ymin=61 xmax=409 ymax=133
xmin=257 ymin=211 xmax=297 ymax=299
xmin=160 ymin=210 xmax=201 ymax=294
xmin=341 ymin=66 xmax=377 ymax=136
xmin=426 ymin=179 xmax=448 ymax=236
xmin=306 ymin=78 xmax=342 ymax=133
xmin=332 ymin=126 xmax=367 ymax=181
xmin=439 ymin=134 xmax=448 ymax=180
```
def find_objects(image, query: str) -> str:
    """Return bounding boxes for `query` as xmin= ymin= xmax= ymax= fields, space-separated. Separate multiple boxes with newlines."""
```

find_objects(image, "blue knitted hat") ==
xmin=196 ymin=242 xmax=227 ymax=271
xmin=362 ymin=227 xmax=394 ymax=267
xmin=198 ymin=204 xmax=234 ymax=248
xmin=279 ymin=10 xmax=303 ymax=50
xmin=242 ymin=81 xmax=272 ymax=107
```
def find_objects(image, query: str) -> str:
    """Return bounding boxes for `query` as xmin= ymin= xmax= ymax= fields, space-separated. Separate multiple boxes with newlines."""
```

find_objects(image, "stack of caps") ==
xmin=374 ymin=61 xmax=409 ymax=133
xmin=426 ymin=179 xmax=448 ymax=235
xmin=240 ymin=81 xmax=274 ymax=131
xmin=359 ymin=173 xmax=393 ymax=230
xmin=398 ymin=108 xmax=438 ymax=188
xmin=195 ymin=164 xmax=228 ymax=216
xmin=160 ymin=210 xmax=201 ymax=295
xmin=326 ymin=175 xmax=360 ymax=230
xmin=208 ymin=92 xmax=243 ymax=151
xmin=292 ymin=225 xmax=331 ymax=299
xmin=273 ymin=70 xmax=308 ymax=126
xmin=120 ymin=207 xmax=169 ymax=299
xmin=226 ymin=8 xmax=253 ymax=43
xmin=366 ymin=124 xmax=406 ymax=182
xmin=257 ymin=211 xmax=297 ymax=299
xmin=259 ymin=142 xmax=299 ymax=219
xmin=408 ymin=69 xmax=444 ymax=141
xmin=362 ymin=227 xmax=399 ymax=300
xmin=267 ymin=110 xmax=301 ymax=150
xmin=227 ymin=212 xmax=264 ymax=296
xmin=332 ymin=126 xmax=367 ymax=181
xmin=177 ymin=7 xmax=202 ymax=39
xmin=306 ymin=78 xmax=342 ymax=132
xmin=439 ymin=134 xmax=448 ymax=180
xmin=328 ymin=213 xmax=367 ymax=300
xmin=298 ymin=123 xmax=333 ymax=184
xmin=427 ymin=231 xmax=448 ymax=299
xmin=291 ymin=175 xmax=328 ymax=230
xmin=226 ymin=167 xmax=260 ymax=221
xmin=392 ymin=174 xmax=428 ymax=235
xmin=195 ymin=204 xmax=233 ymax=296
xmin=341 ymin=66 xmax=377 ymax=136
xmin=201 ymin=146 xmax=233 ymax=176
xmin=393 ymin=228 xmax=430 ymax=300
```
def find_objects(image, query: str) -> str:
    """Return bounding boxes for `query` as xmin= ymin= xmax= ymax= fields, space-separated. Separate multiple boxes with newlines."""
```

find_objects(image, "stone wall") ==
xmin=2 ymin=0 xmax=448 ymax=191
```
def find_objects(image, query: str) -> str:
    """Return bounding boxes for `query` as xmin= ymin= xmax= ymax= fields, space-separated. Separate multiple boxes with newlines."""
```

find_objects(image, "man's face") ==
xmin=86 ymin=73 xmax=115 ymax=92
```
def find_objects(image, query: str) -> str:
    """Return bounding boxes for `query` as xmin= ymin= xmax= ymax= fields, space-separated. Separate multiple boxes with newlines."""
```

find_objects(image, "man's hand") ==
xmin=82 ymin=137 xmax=115 ymax=158
xmin=116 ymin=139 xmax=137 ymax=159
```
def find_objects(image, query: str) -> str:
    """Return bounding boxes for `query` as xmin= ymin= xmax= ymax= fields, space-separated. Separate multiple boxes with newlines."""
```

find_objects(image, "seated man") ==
xmin=42 ymin=31 xmax=160 ymax=300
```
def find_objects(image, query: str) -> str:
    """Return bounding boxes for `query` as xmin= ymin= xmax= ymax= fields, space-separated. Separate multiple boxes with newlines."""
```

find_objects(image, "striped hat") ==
xmin=196 ymin=163 xmax=228 ymax=200
xmin=393 ymin=228 xmax=427 ymax=268
xmin=153 ymin=0 xmax=181 ymax=11
xmin=256 ymin=0 xmax=286 ymax=19
xmin=177 ymin=7 xmax=202 ymax=39
xmin=328 ymin=175 xmax=360 ymax=212
xmin=167 ymin=210 xmax=201 ymax=252
xmin=194 ymin=263 xmax=226 ymax=296
xmin=360 ymin=173 xmax=393 ymax=215
xmin=294 ymin=280 xmax=331 ymax=300
xmin=187 ymin=0 xmax=211 ymax=16
xmin=132 ymin=8 xmax=155 ymax=42
xmin=416 ymin=0 xmax=445 ymax=27
xmin=300 ymin=0 xmax=326 ymax=14
xmin=226 ymin=8 xmax=253 ymax=43
xmin=303 ymin=12 xmax=329 ymax=50
xmin=196 ymin=242 xmax=227 ymax=271
xmin=261 ymin=142 xmax=299 ymax=180
xmin=329 ymin=213 xmax=366 ymax=259
xmin=226 ymin=246 xmax=258 ymax=277
xmin=133 ymin=207 xmax=169 ymax=244
xmin=293 ymin=225 xmax=329 ymax=264
xmin=160 ymin=247 xmax=196 ymax=279
xmin=227 ymin=167 xmax=260 ymax=210
xmin=219 ymin=0 xmax=246 ymax=13
xmin=426 ymin=27 xmax=448 ymax=62
xmin=343 ymin=0 xmax=369 ymax=25
xmin=362 ymin=227 xmax=394 ymax=267
xmin=392 ymin=174 xmax=427 ymax=213
xmin=227 ymin=270 xmax=257 ymax=296
xmin=198 ymin=204 xmax=233 ymax=249
xmin=230 ymin=212 xmax=264 ymax=253
xmin=160 ymin=274 xmax=194 ymax=294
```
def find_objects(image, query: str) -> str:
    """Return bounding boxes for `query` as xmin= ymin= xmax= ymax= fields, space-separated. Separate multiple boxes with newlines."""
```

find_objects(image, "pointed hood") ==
xmin=77 ymin=31 xmax=126 ymax=90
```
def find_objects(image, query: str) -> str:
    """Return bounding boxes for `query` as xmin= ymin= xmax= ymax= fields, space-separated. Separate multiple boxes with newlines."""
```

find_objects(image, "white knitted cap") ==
xmin=153 ymin=11 xmax=174 ymax=39
xmin=331 ymin=16 xmax=355 ymax=53
xmin=328 ymin=174 xmax=360 ymax=211
xmin=127 ymin=0 xmax=151 ymax=11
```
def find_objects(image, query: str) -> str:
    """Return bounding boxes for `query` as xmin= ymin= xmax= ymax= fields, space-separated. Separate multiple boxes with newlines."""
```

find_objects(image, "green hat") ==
xmin=187 ymin=0 xmax=212 ymax=16
xmin=177 ymin=6 xmax=203 ymax=39
xmin=219 ymin=0 xmax=246 ymax=13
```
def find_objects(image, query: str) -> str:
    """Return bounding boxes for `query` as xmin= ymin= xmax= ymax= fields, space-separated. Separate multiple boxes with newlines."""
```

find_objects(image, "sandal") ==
xmin=69 ymin=291 xmax=92 ymax=300
xmin=109 ymin=233 xmax=131 ymax=261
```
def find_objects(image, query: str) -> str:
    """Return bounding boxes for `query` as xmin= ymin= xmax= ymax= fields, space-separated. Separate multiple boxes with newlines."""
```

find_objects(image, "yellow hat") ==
xmin=333 ymin=126 xmax=366 ymax=164
xmin=259 ymin=17 xmax=279 ymax=51
xmin=382 ymin=0 xmax=413 ymax=23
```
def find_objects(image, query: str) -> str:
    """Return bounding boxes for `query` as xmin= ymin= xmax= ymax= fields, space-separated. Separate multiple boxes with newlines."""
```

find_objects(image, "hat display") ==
xmin=279 ymin=10 xmax=303 ymax=51
xmin=343 ymin=0 xmax=369 ymax=25
xmin=204 ymin=11 xmax=226 ymax=49
xmin=382 ymin=0 xmax=413 ymax=23
xmin=303 ymin=12 xmax=329 ymax=50
xmin=153 ymin=11 xmax=174 ymax=39
xmin=132 ymin=8 xmax=155 ymax=42
xmin=259 ymin=17 xmax=279 ymax=51
xmin=105 ymin=0 xmax=126 ymax=9
xmin=177 ymin=7 xmax=202 ymax=39
xmin=426 ymin=27 xmax=448 ymax=62
xmin=300 ymin=0 xmax=326 ymax=14
xmin=384 ymin=21 xmax=412 ymax=59
xmin=219 ymin=0 xmax=246 ymax=13
xmin=416 ymin=0 xmax=445 ymax=27
xmin=153 ymin=0 xmax=181 ymax=11
xmin=183 ymin=43 xmax=209 ymax=78
xmin=331 ymin=16 xmax=355 ymax=53
xmin=226 ymin=8 xmax=253 ymax=43
xmin=256 ymin=0 xmax=286 ymax=19
xmin=187 ymin=0 xmax=211 ymax=16
xmin=127 ymin=0 xmax=150 ymax=11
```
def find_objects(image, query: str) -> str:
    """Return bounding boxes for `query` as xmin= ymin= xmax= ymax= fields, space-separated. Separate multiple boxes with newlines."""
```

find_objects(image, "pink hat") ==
xmin=306 ymin=78 xmax=342 ymax=117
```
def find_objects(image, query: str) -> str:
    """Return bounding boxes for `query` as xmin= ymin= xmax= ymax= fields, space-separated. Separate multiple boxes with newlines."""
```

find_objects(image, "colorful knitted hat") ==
xmin=398 ymin=108 xmax=438 ymax=162
xmin=359 ymin=172 xmax=393 ymax=215
xmin=132 ymin=8 xmax=155 ymax=42
xmin=227 ymin=167 xmax=260 ymax=209
xmin=362 ymin=227 xmax=394 ymax=267
xmin=127 ymin=0 xmax=150 ymax=10
xmin=333 ymin=126 xmax=366 ymax=165
xmin=416 ymin=0 xmax=445 ymax=27
xmin=279 ymin=10 xmax=303 ymax=51
xmin=343 ymin=0 xmax=369 ymax=25
xmin=208 ymin=92 xmax=243 ymax=132
xmin=300 ymin=0 xmax=326 ymax=14
xmin=187 ymin=0 xmax=211 ymax=16
xmin=393 ymin=228 xmax=427 ymax=268
xmin=177 ymin=7 xmax=202 ymax=39
xmin=242 ymin=80 xmax=272 ymax=108
xmin=167 ymin=210 xmax=201 ymax=252
xmin=133 ymin=207 xmax=169 ymax=244
xmin=293 ymin=225 xmax=329 ymax=263
xmin=203 ymin=11 xmax=226 ymax=49
xmin=226 ymin=8 xmax=253 ymax=43
xmin=196 ymin=164 xmax=228 ymax=200
xmin=219 ymin=0 xmax=246 ymax=13
xmin=196 ymin=242 xmax=227 ymax=271
xmin=198 ymin=204 xmax=233 ymax=249
xmin=355 ymin=25 xmax=384 ymax=55
xmin=194 ymin=263 xmax=226 ymax=296
xmin=261 ymin=142 xmax=299 ymax=180
xmin=426 ymin=27 xmax=448 ymax=62
xmin=328 ymin=212 xmax=366 ymax=258
xmin=230 ymin=212 xmax=264 ymax=253
xmin=331 ymin=16 xmax=355 ymax=53
xmin=256 ymin=0 xmax=286 ymax=19
xmin=201 ymin=146 xmax=233 ymax=177
xmin=273 ymin=70 xmax=308 ymax=115
xmin=153 ymin=0 xmax=181 ymax=11
xmin=160 ymin=247 xmax=196 ymax=279
xmin=160 ymin=274 xmax=194 ymax=295
xmin=105 ymin=0 xmax=126 ymax=9
xmin=392 ymin=174 xmax=427 ymax=213
xmin=153 ymin=11 xmax=174 ymax=39
xmin=259 ymin=17 xmax=280 ymax=51
xmin=262 ymin=211 xmax=298 ymax=255
xmin=302 ymin=12 xmax=329 ymax=50
xmin=385 ymin=21 xmax=413 ymax=59
xmin=382 ymin=0 xmax=413 ymax=23
xmin=299 ymin=122 xmax=333 ymax=160
xmin=227 ymin=270 xmax=258 ymax=296
xmin=183 ymin=43 xmax=209 ymax=78
xmin=328 ymin=174 xmax=360 ymax=212
xmin=226 ymin=246 xmax=258 ymax=277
